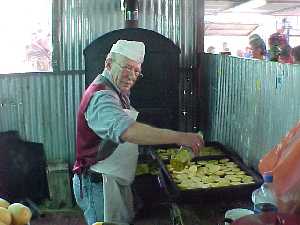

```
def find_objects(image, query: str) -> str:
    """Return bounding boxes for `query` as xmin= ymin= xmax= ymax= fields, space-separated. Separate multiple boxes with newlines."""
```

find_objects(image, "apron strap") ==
xmin=79 ymin=172 xmax=84 ymax=199
xmin=96 ymin=139 xmax=118 ymax=162
xmin=93 ymin=76 xmax=128 ymax=162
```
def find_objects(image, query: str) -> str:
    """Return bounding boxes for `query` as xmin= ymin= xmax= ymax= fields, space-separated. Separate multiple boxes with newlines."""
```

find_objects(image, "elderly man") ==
xmin=72 ymin=40 xmax=203 ymax=225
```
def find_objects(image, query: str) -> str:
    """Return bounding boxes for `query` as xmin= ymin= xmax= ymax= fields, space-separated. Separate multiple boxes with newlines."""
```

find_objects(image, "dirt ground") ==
xmin=30 ymin=199 xmax=252 ymax=225
xmin=31 ymin=213 xmax=86 ymax=225
xmin=30 ymin=204 xmax=172 ymax=225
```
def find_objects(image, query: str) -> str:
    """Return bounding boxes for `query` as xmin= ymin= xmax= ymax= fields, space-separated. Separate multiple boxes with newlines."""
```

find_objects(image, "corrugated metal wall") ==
xmin=53 ymin=0 xmax=124 ymax=71
xmin=0 ymin=72 xmax=85 ymax=162
xmin=202 ymin=54 xmax=300 ymax=169
xmin=54 ymin=0 xmax=203 ymax=131
xmin=0 ymin=0 xmax=202 ymax=163
xmin=3 ymin=1 xmax=300 ymax=170
xmin=53 ymin=0 xmax=201 ymax=70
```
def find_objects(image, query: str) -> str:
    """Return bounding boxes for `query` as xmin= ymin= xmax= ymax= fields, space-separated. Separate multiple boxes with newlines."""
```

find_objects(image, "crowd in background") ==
xmin=206 ymin=30 xmax=300 ymax=65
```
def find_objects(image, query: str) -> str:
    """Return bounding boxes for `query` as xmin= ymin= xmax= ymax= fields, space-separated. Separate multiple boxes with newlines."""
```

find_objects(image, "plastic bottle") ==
xmin=251 ymin=171 xmax=278 ymax=213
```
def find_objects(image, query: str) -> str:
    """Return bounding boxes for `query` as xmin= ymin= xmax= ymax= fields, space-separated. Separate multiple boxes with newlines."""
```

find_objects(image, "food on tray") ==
xmin=174 ymin=148 xmax=192 ymax=163
xmin=135 ymin=163 xmax=149 ymax=176
xmin=166 ymin=158 xmax=255 ymax=190
xmin=170 ymin=148 xmax=192 ymax=171
xmin=157 ymin=145 xmax=224 ymax=161
xmin=199 ymin=146 xmax=225 ymax=156
xmin=136 ymin=163 xmax=159 ymax=176
xmin=157 ymin=148 xmax=178 ymax=160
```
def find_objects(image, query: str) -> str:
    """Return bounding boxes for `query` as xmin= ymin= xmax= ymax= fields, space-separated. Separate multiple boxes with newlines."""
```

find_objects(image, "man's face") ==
xmin=111 ymin=58 xmax=142 ymax=93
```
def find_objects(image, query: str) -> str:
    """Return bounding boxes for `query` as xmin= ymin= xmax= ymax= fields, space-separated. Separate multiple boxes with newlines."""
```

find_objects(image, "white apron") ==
xmin=90 ymin=108 xmax=139 ymax=225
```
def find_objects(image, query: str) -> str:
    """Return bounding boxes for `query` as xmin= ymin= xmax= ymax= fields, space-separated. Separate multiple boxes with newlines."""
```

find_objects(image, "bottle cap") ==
xmin=262 ymin=171 xmax=273 ymax=183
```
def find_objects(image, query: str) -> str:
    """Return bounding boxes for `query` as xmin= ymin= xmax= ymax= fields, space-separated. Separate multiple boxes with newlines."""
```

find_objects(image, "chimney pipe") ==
xmin=124 ymin=0 xmax=139 ymax=28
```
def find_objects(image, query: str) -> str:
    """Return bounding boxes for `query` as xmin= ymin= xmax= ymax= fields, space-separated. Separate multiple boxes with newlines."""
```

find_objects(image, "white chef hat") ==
xmin=110 ymin=40 xmax=145 ymax=64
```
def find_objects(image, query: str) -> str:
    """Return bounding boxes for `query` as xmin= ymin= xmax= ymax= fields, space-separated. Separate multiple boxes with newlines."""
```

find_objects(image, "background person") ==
xmin=268 ymin=32 xmax=293 ymax=63
xmin=249 ymin=34 xmax=267 ymax=60
xmin=292 ymin=45 xmax=300 ymax=64
xmin=72 ymin=40 xmax=204 ymax=225
xmin=236 ymin=49 xmax=245 ymax=58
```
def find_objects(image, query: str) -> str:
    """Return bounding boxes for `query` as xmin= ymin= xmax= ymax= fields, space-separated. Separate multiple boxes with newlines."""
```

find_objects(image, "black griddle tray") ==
xmin=157 ymin=153 xmax=263 ymax=204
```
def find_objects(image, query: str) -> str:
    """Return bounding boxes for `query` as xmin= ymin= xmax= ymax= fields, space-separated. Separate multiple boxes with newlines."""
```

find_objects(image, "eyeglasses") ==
xmin=114 ymin=61 xmax=143 ymax=79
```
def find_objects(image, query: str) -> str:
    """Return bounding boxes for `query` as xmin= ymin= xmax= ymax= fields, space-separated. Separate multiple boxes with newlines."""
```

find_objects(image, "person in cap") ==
xmin=249 ymin=34 xmax=267 ymax=60
xmin=72 ymin=40 xmax=204 ymax=225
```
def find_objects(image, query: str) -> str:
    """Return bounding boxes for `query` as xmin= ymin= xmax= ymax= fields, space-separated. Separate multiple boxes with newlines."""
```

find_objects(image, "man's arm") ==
xmin=86 ymin=89 xmax=203 ymax=152
xmin=121 ymin=122 xmax=203 ymax=153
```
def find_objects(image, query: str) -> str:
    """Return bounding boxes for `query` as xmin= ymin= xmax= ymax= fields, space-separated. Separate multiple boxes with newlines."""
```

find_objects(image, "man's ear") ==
xmin=105 ymin=58 xmax=112 ymax=70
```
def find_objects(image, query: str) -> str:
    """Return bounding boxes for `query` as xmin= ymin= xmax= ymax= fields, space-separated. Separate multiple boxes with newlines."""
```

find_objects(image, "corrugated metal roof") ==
xmin=205 ymin=22 xmax=259 ymax=36
xmin=205 ymin=0 xmax=300 ymax=15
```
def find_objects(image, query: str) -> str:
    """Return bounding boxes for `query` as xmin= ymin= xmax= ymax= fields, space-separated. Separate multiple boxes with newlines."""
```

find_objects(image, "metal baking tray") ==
xmin=156 ymin=153 xmax=263 ymax=203
xmin=133 ymin=151 xmax=171 ymax=207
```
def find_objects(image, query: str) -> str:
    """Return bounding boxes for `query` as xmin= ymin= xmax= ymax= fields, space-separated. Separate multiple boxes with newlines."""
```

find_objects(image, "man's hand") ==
xmin=176 ymin=132 xmax=204 ymax=154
